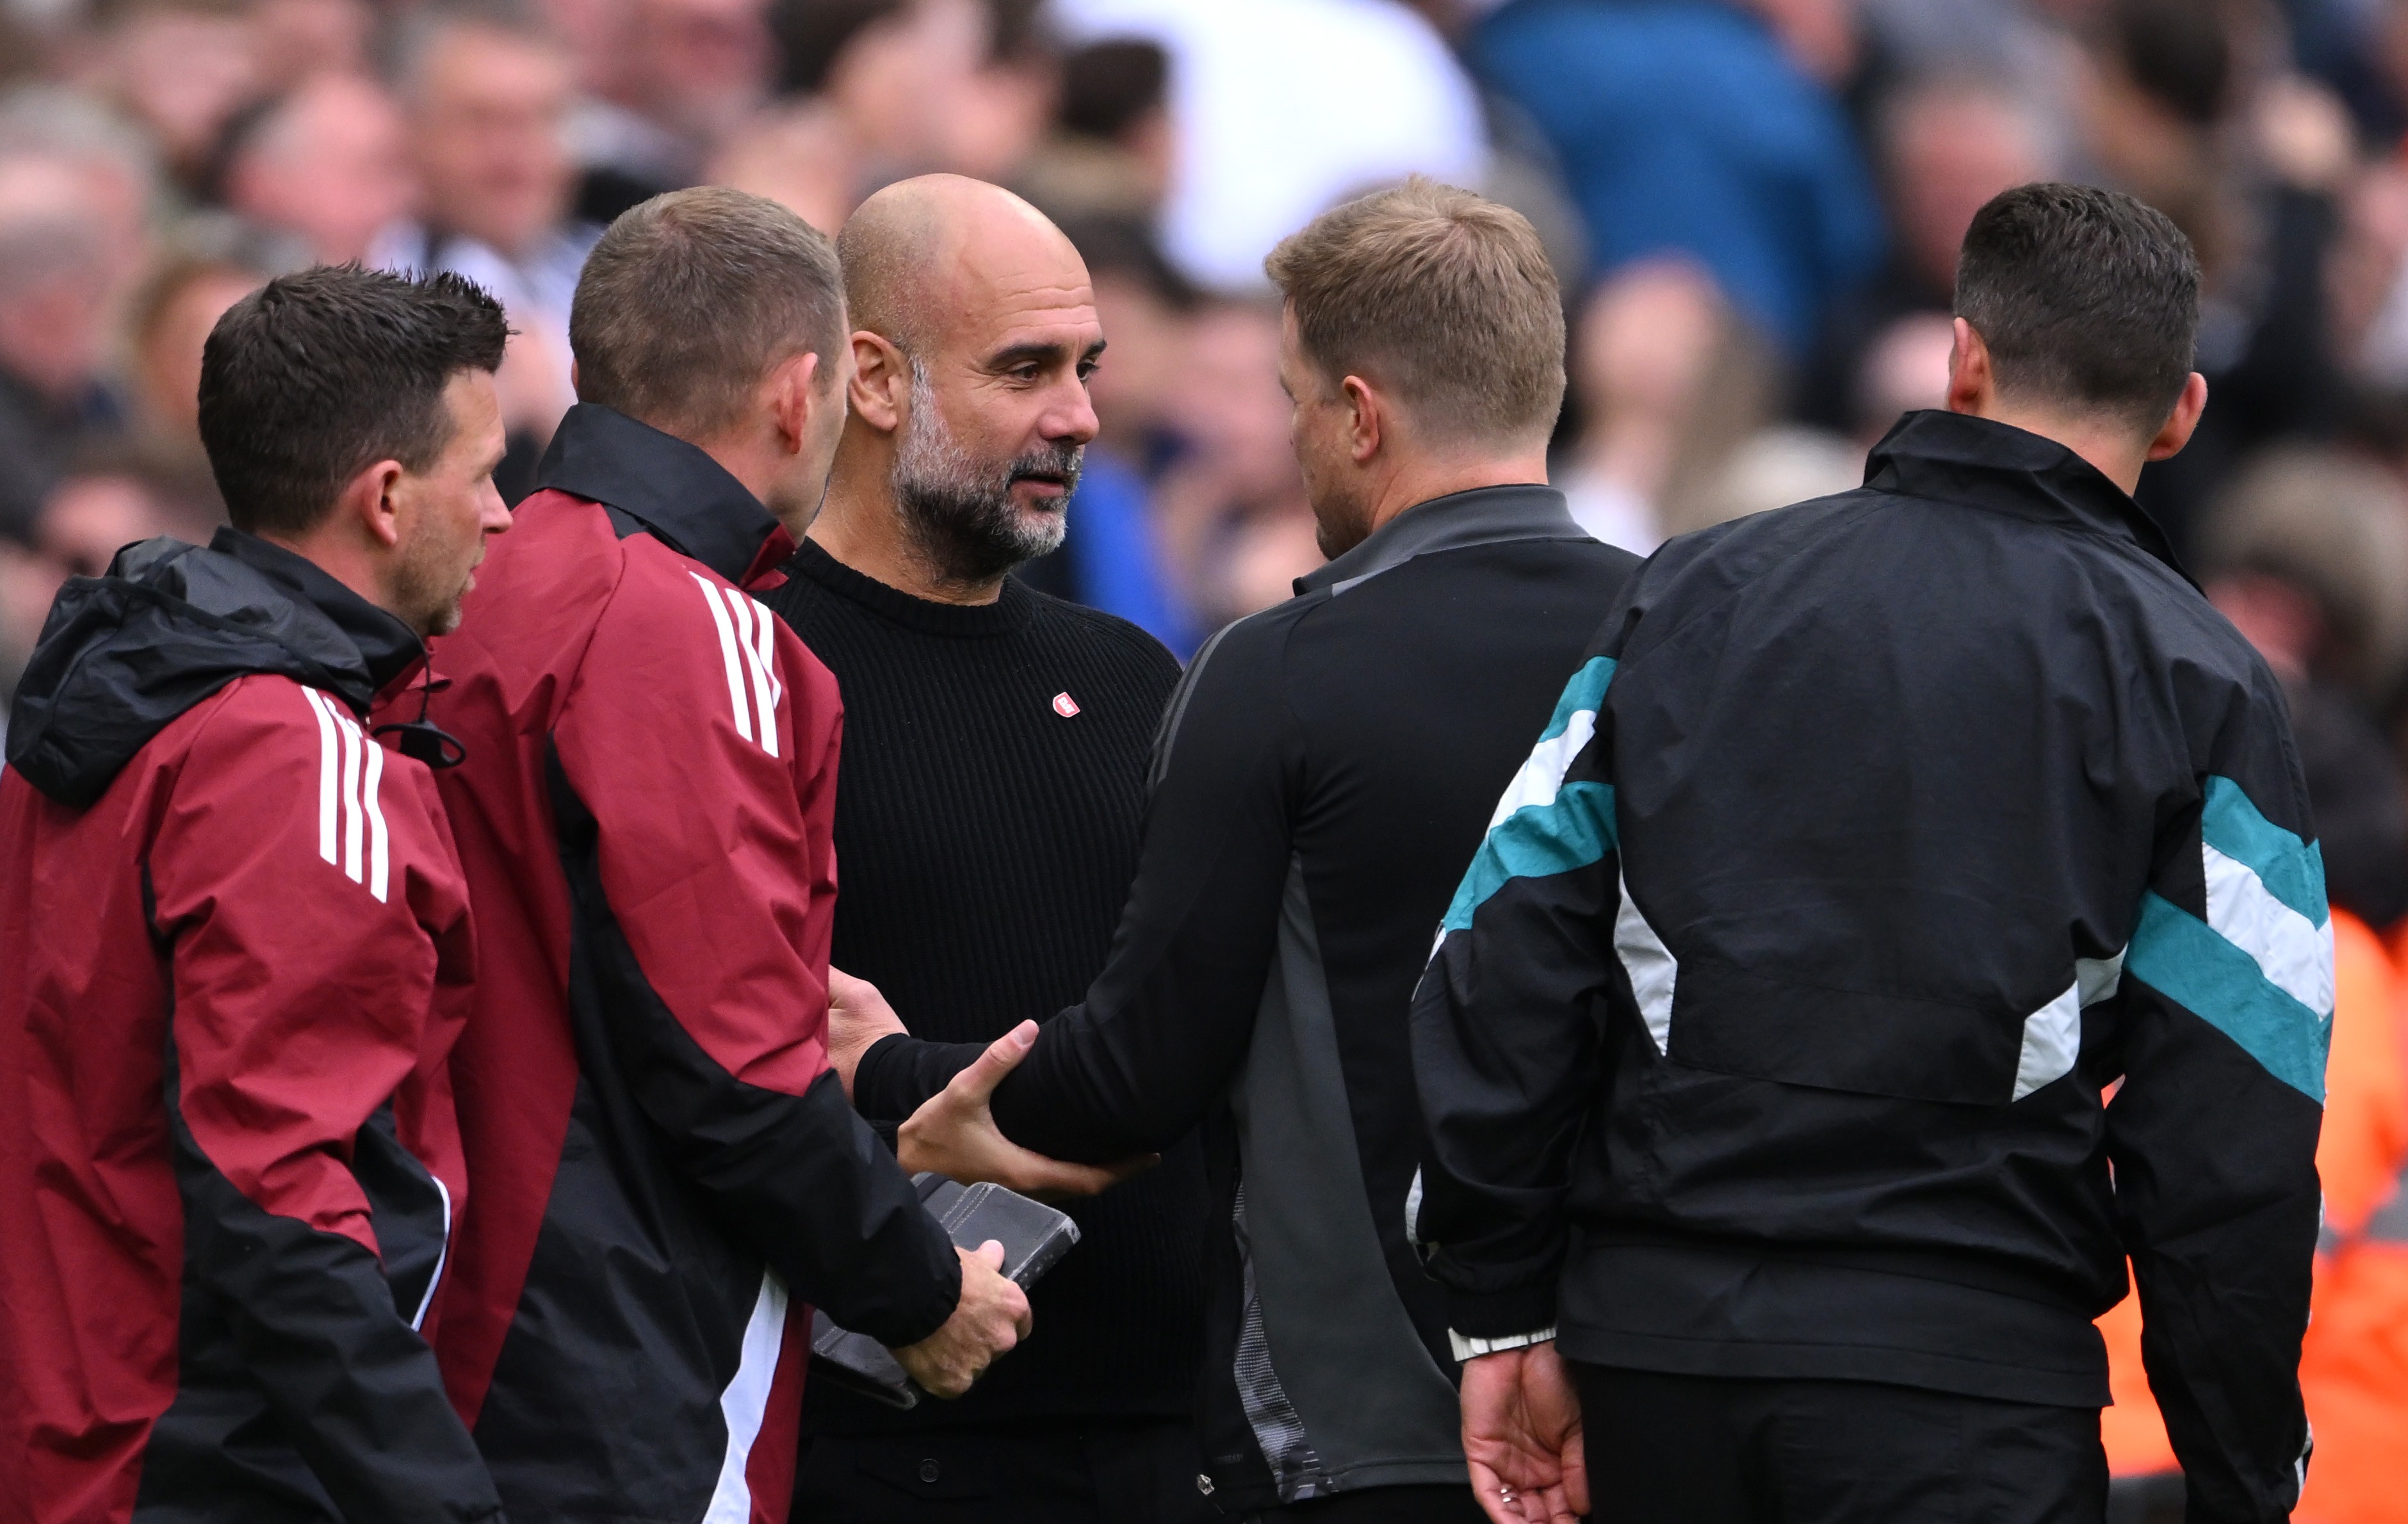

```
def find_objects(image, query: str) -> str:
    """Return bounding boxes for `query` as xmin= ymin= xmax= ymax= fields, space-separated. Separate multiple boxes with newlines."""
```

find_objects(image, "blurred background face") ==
xmin=407 ymin=24 xmax=574 ymax=259
xmin=0 ymin=153 xmax=118 ymax=400
xmin=1883 ymin=85 xmax=2053 ymax=296
xmin=619 ymin=0 xmax=774 ymax=147
xmin=227 ymin=72 xmax=414 ymax=265
xmin=132 ymin=261 xmax=264 ymax=442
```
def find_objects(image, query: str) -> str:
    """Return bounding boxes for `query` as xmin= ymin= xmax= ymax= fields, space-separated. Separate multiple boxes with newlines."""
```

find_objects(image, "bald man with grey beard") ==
xmin=760 ymin=177 xmax=1212 ymax=1523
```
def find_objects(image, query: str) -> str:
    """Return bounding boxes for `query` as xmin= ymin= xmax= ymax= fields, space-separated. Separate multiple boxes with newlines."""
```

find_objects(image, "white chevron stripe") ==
xmin=2012 ymin=951 xmax=2126 ymax=1101
xmin=1615 ymin=866 xmax=1678 ymax=1055
xmin=693 ymin=572 xmax=754 ymax=743
xmin=701 ymin=1270 xmax=789 ymax=1524
xmin=1485 ymin=710 xmax=1598 ymax=831
xmin=2204 ymin=843 xmax=2334 ymax=1014
xmin=2012 ymin=951 xmax=2124 ymax=1101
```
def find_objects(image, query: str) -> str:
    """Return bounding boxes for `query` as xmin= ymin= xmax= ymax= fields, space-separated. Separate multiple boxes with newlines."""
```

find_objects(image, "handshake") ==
xmin=828 ymin=969 xmax=1156 ymax=1400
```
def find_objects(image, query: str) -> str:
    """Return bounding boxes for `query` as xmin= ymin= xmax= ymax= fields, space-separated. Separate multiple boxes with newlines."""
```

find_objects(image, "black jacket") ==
xmin=1412 ymin=411 xmax=2327 ymax=1524
xmin=856 ymin=485 xmax=1639 ymax=1511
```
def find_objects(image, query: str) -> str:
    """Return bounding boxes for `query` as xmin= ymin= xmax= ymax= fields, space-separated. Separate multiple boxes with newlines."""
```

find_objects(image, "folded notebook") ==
xmin=807 ymin=1174 xmax=1082 ymax=1409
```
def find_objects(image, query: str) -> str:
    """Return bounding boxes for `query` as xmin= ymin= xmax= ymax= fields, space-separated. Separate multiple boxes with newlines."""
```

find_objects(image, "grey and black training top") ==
xmin=854 ymin=484 xmax=1640 ymax=1512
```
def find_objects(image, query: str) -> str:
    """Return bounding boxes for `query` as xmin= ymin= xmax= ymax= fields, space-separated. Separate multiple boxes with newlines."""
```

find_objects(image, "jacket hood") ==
xmin=4 ymin=529 xmax=423 ymax=807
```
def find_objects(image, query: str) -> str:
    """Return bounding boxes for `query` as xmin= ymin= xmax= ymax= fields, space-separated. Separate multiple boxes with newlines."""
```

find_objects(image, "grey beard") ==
xmin=891 ymin=368 xmax=1078 ymax=585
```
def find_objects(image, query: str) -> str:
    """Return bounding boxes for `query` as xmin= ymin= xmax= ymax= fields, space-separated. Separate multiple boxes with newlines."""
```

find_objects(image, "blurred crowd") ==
xmin=9 ymin=0 xmax=2408 ymax=876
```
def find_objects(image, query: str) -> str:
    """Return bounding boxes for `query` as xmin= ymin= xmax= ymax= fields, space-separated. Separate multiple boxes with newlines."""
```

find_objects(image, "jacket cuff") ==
xmin=880 ymin=1223 xmax=964 ymax=1350
xmin=1447 ymin=1283 xmax=1559 ymax=1340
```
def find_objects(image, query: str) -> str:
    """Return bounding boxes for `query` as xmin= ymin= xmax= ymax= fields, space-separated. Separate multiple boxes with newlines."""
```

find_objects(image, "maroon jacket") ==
xmin=0 ymin=531 xmax=499 ymax=1524
xmin=412 ymin=405 xmax=958 ymax=1524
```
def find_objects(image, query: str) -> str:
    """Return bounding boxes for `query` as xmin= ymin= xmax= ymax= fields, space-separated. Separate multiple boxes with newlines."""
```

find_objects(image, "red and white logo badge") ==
xmin=1052 ymin=692 xmax=1081 ymax=718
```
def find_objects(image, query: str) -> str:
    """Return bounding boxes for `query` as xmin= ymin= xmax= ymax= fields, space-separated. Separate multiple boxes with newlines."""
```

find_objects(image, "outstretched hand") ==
xmin=1461 ymin=1343 xmax=1588 ymax=1524
xmin=897 ymin=1021 xmax=1157 ymax=1201
xmin=827 ymin=966 xmax=908 ymax=1101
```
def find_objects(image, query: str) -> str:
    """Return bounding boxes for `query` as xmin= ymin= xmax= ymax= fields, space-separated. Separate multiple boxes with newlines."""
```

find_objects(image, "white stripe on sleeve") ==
xmin=358 ymin=723 xmax=389 ymax=904
xmin=692 ymin=572 xmax=754 ymax=743
xmin=724 ymin=588 xmax=781 ymax=759
xmin=302 ymin=688 xmax=341 ymax=868
xmin=337 ymin=706 xmax=364 ymax=887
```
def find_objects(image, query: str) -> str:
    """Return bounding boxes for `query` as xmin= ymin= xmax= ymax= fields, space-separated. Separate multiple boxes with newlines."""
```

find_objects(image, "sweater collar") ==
xmin=785 ymin=537 xmax=1037 ymax=638
xmin=209 ymin=527 xmax=425 ymax=698
xmin=533 ymin=403 xmax=781 ymax=584
xmin=1295 ymin=483 xmax=1590 ymax=596
xmin=1864 ymin=410 xmax=2192 ymax=586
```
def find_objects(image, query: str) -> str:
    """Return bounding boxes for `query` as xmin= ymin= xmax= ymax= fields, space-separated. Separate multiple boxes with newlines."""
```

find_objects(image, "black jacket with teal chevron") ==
xmin=1411 ymin=409 xmax=2327 ymax=1524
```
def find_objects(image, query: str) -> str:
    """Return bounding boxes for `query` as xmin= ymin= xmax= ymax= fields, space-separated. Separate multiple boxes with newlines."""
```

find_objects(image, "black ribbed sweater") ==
xmin=762 ymin=539 xmax=1206 ymax=1432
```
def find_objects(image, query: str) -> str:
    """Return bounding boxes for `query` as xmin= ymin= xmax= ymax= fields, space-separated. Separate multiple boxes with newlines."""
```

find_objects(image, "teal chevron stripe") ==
xmin=1441 ymin=781 xmax=1618 ymax=936
xmin=2201 ymin=775 xmax=2328 ymax=927
xmin=2127 ymin=890 xmax=2330 ymax=1103
xmin=1538 ymin=656 xmax=1616 ymax=742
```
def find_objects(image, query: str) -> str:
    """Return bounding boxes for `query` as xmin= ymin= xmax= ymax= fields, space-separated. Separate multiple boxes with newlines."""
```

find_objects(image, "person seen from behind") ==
xmin=1413 ymin=182 xmax=2327 ymax=1524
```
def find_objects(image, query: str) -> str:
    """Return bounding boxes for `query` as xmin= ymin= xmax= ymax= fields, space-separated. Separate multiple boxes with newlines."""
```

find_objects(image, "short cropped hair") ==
xmin=1954 ymin=182 xmax=2201 ymax=430
xmin=198 ymin=264 xmax=506 ymax=539
xmin=571 ymin=186 xmax=847 ymax=439
xmin=1265 ymin=177 xmax=1565 ymax=446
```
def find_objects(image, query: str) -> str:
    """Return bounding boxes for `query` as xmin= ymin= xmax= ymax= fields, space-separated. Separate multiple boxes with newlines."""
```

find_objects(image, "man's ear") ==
xmin=767 ymin=349 xmax=825 ymax=454
xmin=849 ymin=330 xmax=909 ymax=434
xmin=2146 ymin=371 xmax=2211 ymax=462
xmin=1341 ymin=374 xmax=1383 ymax=464
xmin=1944 ymin=317 xmax=1994 ymax=417
xmin=339 ymin=458 xmax=408 ymax=550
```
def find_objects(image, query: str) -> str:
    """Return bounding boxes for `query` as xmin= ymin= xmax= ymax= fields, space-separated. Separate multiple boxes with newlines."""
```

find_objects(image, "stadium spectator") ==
xmin=1807 ymin=74 xmax=2056 ymax=429
xmin=379 ymin=6 xmax=595 ymax=471
xmin=575 ymin=0 xmax=776 ymax=210
xmin=1051 ymin=0 xmax=1488 ymax=291
xmin=221 ymin=72 xmax=417 ymax=266
xmin=0 ymin=145 xmax=131 ymax=543
xmin=76 ymin=0 xmax=261 ymax=190
xmin=1472 ymin=0 xmax=1884 ymax=356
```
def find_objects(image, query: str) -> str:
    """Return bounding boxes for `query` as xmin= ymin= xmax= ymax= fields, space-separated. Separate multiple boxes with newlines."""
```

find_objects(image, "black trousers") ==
xmin=793 ymin=1418 xmax=1216 ymax=1524
xmin=1572 ymin=1363 xmax=2109 ymax=1523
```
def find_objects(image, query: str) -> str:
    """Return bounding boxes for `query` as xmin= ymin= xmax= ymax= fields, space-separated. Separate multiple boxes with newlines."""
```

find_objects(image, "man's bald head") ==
xmin=826 ymin=174 xmax=1104 ymax=592
xmin=837 ymin=174 xmax=1086 ymax=360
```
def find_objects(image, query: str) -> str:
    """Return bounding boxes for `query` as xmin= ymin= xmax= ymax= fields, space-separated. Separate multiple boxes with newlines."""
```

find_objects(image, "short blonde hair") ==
xmin=1265 ymin=177 xmax=1565 ymax=445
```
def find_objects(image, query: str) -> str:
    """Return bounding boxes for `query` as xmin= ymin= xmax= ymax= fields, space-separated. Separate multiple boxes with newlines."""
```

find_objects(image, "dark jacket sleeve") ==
xmin=149 ymin=683 xmax=502 ymax=1524
xmin=854 ymin=615 xmax=1300 ymax=1161
xmin=2111 ymin=670 xmax=2326 ymax=1524
xmin=549 ymin=565 xmax=958 ymax=1347
xmin=1406 ymin=626 xmax=1627 ymax=1339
